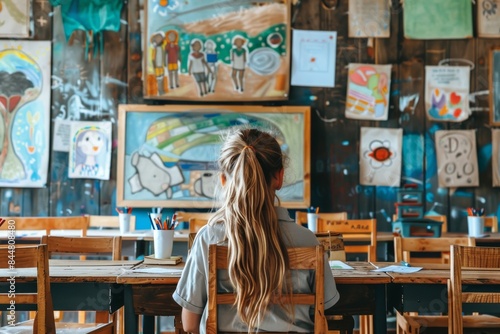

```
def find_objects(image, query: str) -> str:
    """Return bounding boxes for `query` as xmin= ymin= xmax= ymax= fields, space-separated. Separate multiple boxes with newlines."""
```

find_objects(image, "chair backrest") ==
xmin=449 ymin=245 xmax=500 ymax=334
xmin=189 ymin=218 xmax=209 ymax=233
xmin=0 ymin=216 xmax=90 ymax=236
xmin=484 ymin=216 xmax=498 ymax=233
xmin=0 ymin=244 xmax=56 ymax=333
xmin=394 ymin=236 xmax=475 ymax=263
xmin=207 ymin=244 xmax=326 ymax=334
xmin=317 ymin=218 xmax=377 ymax=261
xmin=87 ymin=215 xmax=136 ymax=231
xmin=174 ymin=211 xmax=213 ymax=224
xmin=41 ymin=235 xmax=122 ymax=260
xmin=392 ymin=214 xmax=448 ymax=232
xmin=295 ymin=211 xmax=348 ymax=226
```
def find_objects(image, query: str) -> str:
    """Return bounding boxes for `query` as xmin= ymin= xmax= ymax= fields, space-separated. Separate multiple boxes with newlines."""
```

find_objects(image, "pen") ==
xmin=400 ymin=261 xmax=411 ymax=267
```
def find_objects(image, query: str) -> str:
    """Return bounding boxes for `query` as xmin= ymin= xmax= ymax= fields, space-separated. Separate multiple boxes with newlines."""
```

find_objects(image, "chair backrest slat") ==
xmin=207 ymin=244 xmax=326 ymax=334
xmin=394 ymin=236 xmax=475 ymax=263
xmin=295 ymin=211 xmax=348 ymax=226
xmin=1 ymin=217 xmax=90 ymax=236
xmin=41 ymin=236 xmax=122 ymax=260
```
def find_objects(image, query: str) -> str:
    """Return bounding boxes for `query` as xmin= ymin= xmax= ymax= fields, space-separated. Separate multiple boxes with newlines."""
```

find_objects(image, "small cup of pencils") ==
xmin=116 ymin=207 xmax=133 ymax=234
xmin=467 ymin=207 xmax=485 ymax=237
xmin=151 ymin=213 xmax=178 ymax=259
xmin=307 ymin=206 xmax=319 ymax=233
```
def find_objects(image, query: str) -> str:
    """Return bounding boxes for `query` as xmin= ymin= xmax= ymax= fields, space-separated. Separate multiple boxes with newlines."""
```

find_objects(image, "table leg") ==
xmin=373 ymin=284 xmax=387 ymax=333
xmin=124 ymin=285 xmax=138 ymax=334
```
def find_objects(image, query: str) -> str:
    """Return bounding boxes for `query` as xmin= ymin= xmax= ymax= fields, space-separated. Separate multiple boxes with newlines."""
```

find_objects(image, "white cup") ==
xmin=153 ymin=230 xmax=174 ymax=259
xmin=467 ymin=216 xmax=484 ymax=237
xmin=119 ymin=213 xmax=131 ymax=234
xmin=307 ymin=213 xmax=319 ymax=233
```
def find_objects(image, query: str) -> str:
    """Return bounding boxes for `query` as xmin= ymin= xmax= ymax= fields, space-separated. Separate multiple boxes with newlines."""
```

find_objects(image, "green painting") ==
xmin=404 ymin=0 xmax=473 ymax=39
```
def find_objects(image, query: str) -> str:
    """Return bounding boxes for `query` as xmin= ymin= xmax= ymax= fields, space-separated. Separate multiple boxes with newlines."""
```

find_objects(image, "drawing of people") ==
xmin=231 ymin=36 xmax=247 ymax=92
xmin=204 ymin=40 xmax=218 ymax=93
xmin=72 ymin=128 xmax=108 ymax=179
xmin=150 ymin=31 xmax=165 ymax=95
xmin=188 ymin=39 xmax=211 ymax=97
xmin=165 ymin=30 xmax=181 ymax=89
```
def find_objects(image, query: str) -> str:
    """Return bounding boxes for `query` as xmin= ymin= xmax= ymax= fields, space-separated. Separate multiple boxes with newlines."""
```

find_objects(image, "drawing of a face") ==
xmin=78 ymin=130 xmax=104 ymax=156
xmin=204 ymin=40 xmax=215 ymax=53
xmin=234 ymin=37 xmax=245 ymax=48
xmin=191 ymin=40 xmax=202 ymax=52
xmin=439 ymin=133 xmax=474 ymax=184
xmin=166 ymin=30 xmax=178 ymax=43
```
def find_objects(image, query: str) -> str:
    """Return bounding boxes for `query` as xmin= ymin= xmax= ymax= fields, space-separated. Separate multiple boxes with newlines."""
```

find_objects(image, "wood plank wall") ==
xmin=4 ymin=0 xmax=499 ymax=233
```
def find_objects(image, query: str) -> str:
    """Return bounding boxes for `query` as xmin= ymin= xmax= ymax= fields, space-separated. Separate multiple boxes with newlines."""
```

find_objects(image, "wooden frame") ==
xmin=489 ymin=47 xmax=500 ymax=125
xmin=117 ymin=104 xmax=310 ymax=208
xmin=143 ymin=0 xmax=291 ymax=102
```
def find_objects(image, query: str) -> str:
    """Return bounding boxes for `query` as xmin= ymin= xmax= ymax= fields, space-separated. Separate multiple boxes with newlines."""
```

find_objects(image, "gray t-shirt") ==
xmin=172 ymin=207 xmax=340 ymax=333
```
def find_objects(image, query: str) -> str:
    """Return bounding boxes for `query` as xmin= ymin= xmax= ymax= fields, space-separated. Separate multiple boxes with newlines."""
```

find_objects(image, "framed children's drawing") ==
xmin=144 ymin=0 xmax=291 ymax=101
xmin=117 ymin=104 xmax=310 ymax=208
xmin=489 ymin=47 xmax=500 ymax=126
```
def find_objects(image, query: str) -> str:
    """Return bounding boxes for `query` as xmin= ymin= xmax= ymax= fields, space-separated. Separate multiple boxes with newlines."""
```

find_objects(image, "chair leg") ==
xmin=174 ymin=315 xmax=186 ymax=334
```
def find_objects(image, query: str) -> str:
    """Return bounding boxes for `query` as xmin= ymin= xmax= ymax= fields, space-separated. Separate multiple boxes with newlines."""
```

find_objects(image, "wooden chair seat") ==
xmin=396 ymin=311 xmax=500 ymax=333
xmin=1 ymin=320 xmax=114 ymax=333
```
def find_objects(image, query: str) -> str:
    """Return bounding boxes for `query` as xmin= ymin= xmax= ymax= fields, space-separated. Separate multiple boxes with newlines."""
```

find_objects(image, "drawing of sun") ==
xmin=364 ymin=139 xmax=395 ymax=169
xmin=482 ymin=0 xmax=497 ymax=17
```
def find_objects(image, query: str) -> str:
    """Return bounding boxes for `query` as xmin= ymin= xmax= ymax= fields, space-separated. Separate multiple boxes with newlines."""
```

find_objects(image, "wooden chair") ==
xmin=188 ymin=217 xmax=209 ymax=233
xmin=317 ymin=218 xmax=376 ymax=334
xmin=392 ymin=214 xmax=448 ymax=232
xmin=295 ymin=211 xmax=348 ymax=226
xmin=174 ymin=211 xmax=213 ymax=224
xmin=450 ymin=245 xmax=500 ymax=334
xmin=394 ymin=235 xmax=475 ymax=264
xmin=0 ymin=216 xmax=90 ymax=236
xmin=484 ymin=216 xmax=498 ymax=232
xmin=87 ymin=215 xmax=136 ymax=231
xmin=206 ymin=244 xmax=327 ymax=333
xmin=41 ymin=236 xmax=122 ymax=334
xmin=0 ymin=244 xmax=114 ymax=333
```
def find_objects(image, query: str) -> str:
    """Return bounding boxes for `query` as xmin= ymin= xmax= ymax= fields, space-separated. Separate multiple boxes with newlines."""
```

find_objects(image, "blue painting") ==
xmin=117 ymin=105 xmax=310 ymax=208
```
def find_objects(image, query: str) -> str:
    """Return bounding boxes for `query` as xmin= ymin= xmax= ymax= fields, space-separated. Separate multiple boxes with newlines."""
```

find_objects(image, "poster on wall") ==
xmin=425 ymin=66 xmax=471 ymax=122
xmin=0 ymin=41 xmax=51 ymax=188
xmin=117 ymin=105 xmax=310 ymax=208
xmin=477 ymin=0 xmax=500 ymax=38
xmin=144 ymin=0 xmax=291 ymax=101
xmin=68 ymin=121 xmax=112 ymax=180
xmin=435 ymin=130 xmax=479 ymax=188
xmin=403 ymin=0 xmax=473 ymax=39
xmin=345 ymin=64 xmax=392 ymax=121
xmin=359 ymin=127 xmax=402 ymax=187
xmin=0 ymin=0 xmax=31 ymax=38
xmin=348 ymin=0 xmax=390 ymax=38
xmin=493 ymin=129 xmax=500 ymax=187
xmin=290 ymin=29 xmax=337 ymax=88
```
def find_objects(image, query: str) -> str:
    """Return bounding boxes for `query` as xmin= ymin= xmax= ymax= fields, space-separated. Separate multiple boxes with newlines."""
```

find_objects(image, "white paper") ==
xmin=372 ymin=265 xmax=423 ymax=273
xmin=348 ymin=0 xmax=390 ymax=38
xmin=477 ymin=0 xmax=500 ymax=38
xmin=132 ymin=268 xmax=183 ymax=274
xmin=329 ymin=260 xmax=354 ymax=270
xmin=291 ymin=29 xmax=337 ymax=88
xmin=53 ymin=119 xmax=72 ymax=152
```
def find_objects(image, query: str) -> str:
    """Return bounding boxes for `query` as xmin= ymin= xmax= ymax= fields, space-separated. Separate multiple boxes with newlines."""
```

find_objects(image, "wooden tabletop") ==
xmin=373 ymin=262 xmax=500 ymax=284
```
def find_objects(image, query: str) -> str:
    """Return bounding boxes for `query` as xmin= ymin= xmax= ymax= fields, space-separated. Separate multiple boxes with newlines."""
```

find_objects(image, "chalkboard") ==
xmin=490 ymin=48 xmax=500 ymax=126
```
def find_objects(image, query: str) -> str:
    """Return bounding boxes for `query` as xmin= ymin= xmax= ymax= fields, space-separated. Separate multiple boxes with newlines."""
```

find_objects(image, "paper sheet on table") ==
xmin=132 ymin=268 xmax=183 ymax=274
xmin=329 ymin=261 xmax=354 ymax=270
xmin=372 ymin=265 xmax=422 ymax=273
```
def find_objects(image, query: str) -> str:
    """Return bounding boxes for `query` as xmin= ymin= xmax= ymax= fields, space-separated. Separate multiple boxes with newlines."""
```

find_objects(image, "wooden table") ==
xmin=117 ymin=261 xmax=391 ymax=334
xmin=379 ymin=262 xmax=500 ymax=315
xmin=0 ymin=260 xmax=139 ymax=313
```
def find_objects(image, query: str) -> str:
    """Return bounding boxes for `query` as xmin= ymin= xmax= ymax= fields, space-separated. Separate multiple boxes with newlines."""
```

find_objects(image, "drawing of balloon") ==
xmin=0 ymin=49 xmax=42 ymax=181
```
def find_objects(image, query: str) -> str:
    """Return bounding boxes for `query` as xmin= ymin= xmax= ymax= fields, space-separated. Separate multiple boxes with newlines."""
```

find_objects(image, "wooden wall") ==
xmin=4 ymin=0 xmax=499 ymax=233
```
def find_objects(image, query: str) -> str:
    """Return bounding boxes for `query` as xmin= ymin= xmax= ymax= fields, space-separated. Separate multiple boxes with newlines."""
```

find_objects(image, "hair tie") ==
xmin=242 ymin=145 xmax=255 ymax=152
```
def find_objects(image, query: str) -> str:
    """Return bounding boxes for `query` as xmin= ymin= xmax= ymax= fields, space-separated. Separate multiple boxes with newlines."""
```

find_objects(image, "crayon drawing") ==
xmin=345 ymin=64 xmax=392 ymax=121
xmin=435 ymin=130 xmax=479 ymax=188
xmin=68 ymin=121 xmax=112 ymax=180
xmin=0 ymin=41 xmax=51 ymax=187
xmin=404 ymin=0 xmax=473 ymax=39
xmin=425 ymin=66 xmax=470 ymax=122
xmin=0 ymin=0 xmax=30 ymax=38
xmin=477 ymin=0 xmax=500 ymax=38
xmin=144 ymin=0 xmax=290 ymax=101
xmin=348 ymin=0 xmax=390 ymax=38
xmin=493 ymin=129 xmax=500 ymax=187
xmin=117 ymin=105 xmax=310 ymax=208
xmin=359 ymin=127 xmax=402 ymax=187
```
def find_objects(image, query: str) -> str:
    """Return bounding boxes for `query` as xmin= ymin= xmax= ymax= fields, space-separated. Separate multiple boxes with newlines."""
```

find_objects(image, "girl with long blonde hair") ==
xmin=173 ymin=128 xmax=339 ymax=333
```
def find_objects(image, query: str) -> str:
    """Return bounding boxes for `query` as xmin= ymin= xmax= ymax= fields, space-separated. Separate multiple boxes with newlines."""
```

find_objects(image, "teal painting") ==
xmin=404 ymin=0 xmax=473 ymax=39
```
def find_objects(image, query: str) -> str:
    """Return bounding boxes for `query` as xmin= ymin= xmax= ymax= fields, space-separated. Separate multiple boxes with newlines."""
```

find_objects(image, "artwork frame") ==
xmin=0 ymin=0 xmax=31 ymax=38
xmin=489 ymin=47 xmax=500 ymax=126
xmin=143 ymin=0 xmax=291 ymax=102
xmin=117 ymin=104 xmax=310 ymax=208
